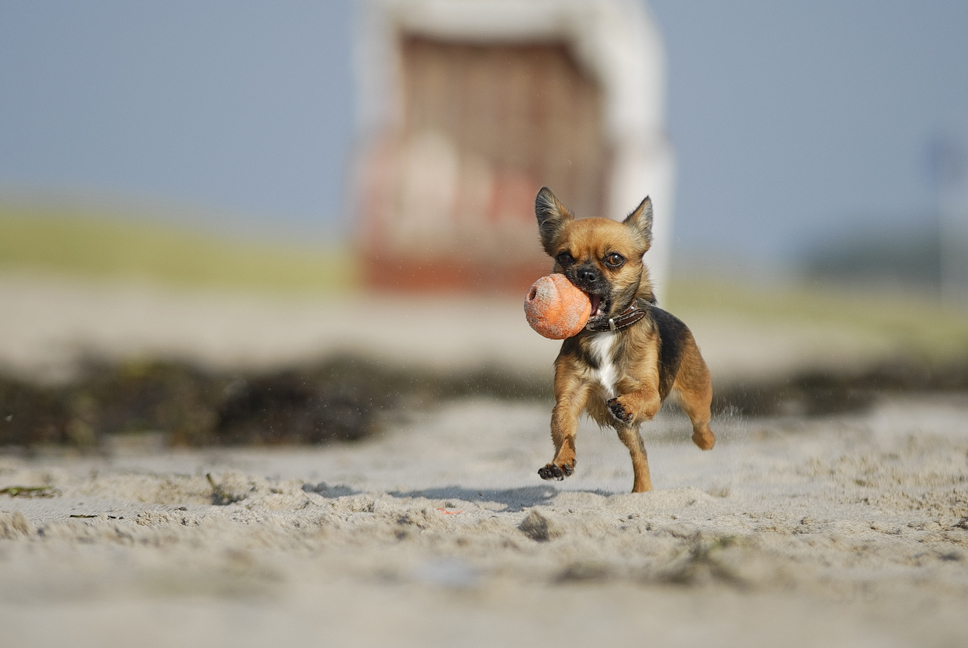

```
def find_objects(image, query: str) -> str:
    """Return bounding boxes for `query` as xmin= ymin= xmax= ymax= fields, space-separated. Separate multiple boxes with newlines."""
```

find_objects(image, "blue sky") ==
xmin=650 ymin=0 xmax=968 ymax=264
xmin=0 ymin=2 xmax=356 ymax=231
xmin=1 ymin=1 xmax=966 ymax=268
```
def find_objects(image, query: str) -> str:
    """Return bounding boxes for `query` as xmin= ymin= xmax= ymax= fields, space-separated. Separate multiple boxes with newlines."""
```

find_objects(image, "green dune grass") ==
xmin=667 ymin=276 xmax=968 ymax=361
xmin=2 ymin=200 xmax=965 ymax=360
xmin=0 ymin=203 xmax=356 ymax=293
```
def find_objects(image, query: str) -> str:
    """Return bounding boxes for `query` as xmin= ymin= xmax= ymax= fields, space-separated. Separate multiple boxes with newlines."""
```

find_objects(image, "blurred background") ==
xmin=1 ymin=0 xmax=968 ymax=448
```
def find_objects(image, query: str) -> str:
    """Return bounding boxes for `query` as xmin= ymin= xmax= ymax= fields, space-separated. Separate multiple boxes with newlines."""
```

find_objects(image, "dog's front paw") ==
xmin=607 ymin=397 xmax=634 ymax=425
xmin=538 ymin=461 xmax=574 ymax=481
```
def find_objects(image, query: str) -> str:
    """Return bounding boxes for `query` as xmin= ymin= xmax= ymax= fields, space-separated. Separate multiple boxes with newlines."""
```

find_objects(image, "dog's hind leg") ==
xmin=615 ymin=425 xmax=652 ymax=493
xmin=673 ymin=343 xmax=715 ymax=450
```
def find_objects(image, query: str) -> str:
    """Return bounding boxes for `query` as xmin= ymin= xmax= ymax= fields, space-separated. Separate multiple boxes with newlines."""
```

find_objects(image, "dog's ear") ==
xmin=623 ymin=196 xmax=653 ymax=252
xmin=535 ymin=187 xmax=574 ymax=254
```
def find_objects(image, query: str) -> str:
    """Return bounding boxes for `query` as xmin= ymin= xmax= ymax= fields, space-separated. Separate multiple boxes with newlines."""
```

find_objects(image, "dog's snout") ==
xmin=577 ymin=266 xmax=599 ymax=284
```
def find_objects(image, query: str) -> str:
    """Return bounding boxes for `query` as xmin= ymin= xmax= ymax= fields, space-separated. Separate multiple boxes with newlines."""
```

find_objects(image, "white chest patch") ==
xmin=588 ymin=332 xmax=619 ymax=399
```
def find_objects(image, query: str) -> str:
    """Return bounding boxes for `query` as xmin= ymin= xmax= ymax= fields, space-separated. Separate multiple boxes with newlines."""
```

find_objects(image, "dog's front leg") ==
xmin=538 ymin=378 xmax=590 ymax=482
xmin=607 ymin=387 xmax=660 ymax=492
xmin=606 ymin=386 xmax=661 ymax=427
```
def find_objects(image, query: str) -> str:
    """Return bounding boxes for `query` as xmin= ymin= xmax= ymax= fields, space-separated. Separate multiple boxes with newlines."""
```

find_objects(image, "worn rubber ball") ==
xmin=524 ymin=274 xmax=592 ymax=339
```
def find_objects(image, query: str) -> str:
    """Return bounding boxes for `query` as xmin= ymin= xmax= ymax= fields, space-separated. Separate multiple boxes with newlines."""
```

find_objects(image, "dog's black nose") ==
xmin=577 ymin=267 xmax=598 ymax=284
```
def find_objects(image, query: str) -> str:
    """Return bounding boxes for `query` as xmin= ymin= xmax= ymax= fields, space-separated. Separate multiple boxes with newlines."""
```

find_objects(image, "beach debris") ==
xmin=518 ymin=510 xmax=561 ymax=542
xmin=207 ymin=473 xmax=251 ymax=506
xmin=0 ymin=355 xmax=546 ymax=449
xmin=0 ymin=485 xmax=60 ymax=498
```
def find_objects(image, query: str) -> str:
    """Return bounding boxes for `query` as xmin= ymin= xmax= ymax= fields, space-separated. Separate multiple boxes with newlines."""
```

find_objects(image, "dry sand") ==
xmin=0 ymin=273 xmax=899 ymax=384
xmin=2 ymin=275 xmax=968 ymax=647
xmin=2 ymin=396 xmax=968 ymax=647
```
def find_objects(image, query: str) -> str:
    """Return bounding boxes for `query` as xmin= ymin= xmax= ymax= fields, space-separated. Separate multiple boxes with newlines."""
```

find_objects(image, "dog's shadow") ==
xmin=389 ymin=485 xmax=561 ymax=512
xmin=304 ymin=482 xmax=580 ymax=512
xmin=303 ymin=481 xmax=624 ymax=511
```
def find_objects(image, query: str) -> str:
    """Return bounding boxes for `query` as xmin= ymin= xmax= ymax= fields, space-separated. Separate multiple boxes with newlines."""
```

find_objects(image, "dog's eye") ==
xmin=556 ymin=251 xmax=575 ymax=267
xmin=604 ymin=253 xmax=625 ymax=269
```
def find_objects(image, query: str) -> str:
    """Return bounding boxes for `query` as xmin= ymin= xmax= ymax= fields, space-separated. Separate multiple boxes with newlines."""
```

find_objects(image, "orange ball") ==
xmin=524 ymin=274 xmax=592 ymax=339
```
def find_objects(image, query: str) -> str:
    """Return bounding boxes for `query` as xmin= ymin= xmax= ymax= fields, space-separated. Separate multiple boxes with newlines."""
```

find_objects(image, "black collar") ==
xmin=585 ymin=301 xmax=649 ymax=332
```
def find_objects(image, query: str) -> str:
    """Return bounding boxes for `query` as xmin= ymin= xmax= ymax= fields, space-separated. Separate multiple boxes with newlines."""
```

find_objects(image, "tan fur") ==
xmin=534 ymin=187 xmax=714 ymax=493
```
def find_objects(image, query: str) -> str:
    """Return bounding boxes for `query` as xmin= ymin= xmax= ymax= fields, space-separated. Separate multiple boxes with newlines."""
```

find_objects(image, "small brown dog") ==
xmin=534 ymin=187 xmax=715 ymax=493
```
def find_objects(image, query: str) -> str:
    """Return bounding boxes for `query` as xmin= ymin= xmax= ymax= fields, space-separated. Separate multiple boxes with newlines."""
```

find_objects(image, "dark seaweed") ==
xmin=1 ymin=353 xmax=967 ymax=449
xmin=0 ymin=355 xmax=548 ymax=449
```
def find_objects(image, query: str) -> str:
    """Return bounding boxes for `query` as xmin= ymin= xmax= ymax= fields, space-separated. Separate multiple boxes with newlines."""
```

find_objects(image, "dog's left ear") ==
xmin=623 ymin=196 xmax=653 ymax=251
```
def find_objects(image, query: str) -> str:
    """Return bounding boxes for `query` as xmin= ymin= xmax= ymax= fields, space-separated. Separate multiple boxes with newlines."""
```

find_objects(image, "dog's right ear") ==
xmin=535 ymin=187 xmax=573 ymax=255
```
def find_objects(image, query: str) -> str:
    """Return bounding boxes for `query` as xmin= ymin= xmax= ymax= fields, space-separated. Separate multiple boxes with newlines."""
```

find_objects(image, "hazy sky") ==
xmin=0 ymin=1 xmax=356 ymax=230
xmin=1 ymin=1 xmax=967 ymax=267
xmin=650 ymin=0 xmax=968 ymax=265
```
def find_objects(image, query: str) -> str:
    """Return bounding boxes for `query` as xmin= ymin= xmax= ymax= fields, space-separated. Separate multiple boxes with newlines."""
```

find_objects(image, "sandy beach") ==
xmin=2 ymin=395 xmax=968 ymax=647
xmin=2 ymin=276 xmax=968 ymax=647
